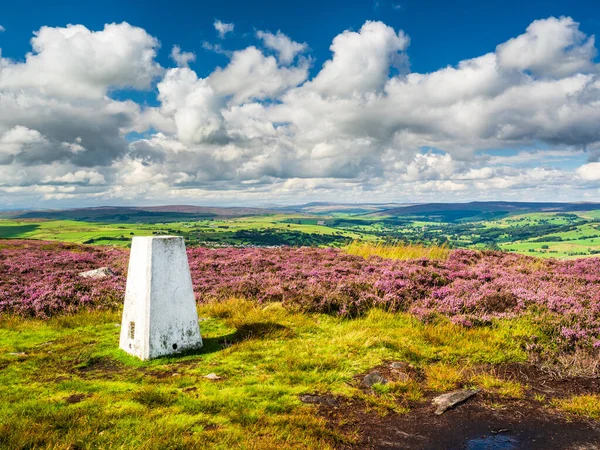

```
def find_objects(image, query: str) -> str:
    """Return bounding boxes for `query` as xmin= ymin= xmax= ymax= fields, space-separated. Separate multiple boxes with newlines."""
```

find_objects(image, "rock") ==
xmin=390 ymin=361 xmax=409 ymax=370
xmin=432 ymin=389 xmax=479 ymax=415
xmin=79 ymin=267 xmax=115 ymax=279
xmin=389 ymin=361 xmax=413 ymax=382
xmin=300 ymin=394 xmax=322 ymax=404
xmin=363 ymin=371 xmax=388 ymax=387
xmin=203 ymin=373 xmax=222 ymax=380
xmin=299 ymin=394 xmax=339 ymax=407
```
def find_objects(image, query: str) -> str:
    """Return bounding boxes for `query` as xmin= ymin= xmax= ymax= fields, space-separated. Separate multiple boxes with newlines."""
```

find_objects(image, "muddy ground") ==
xmin=312 ymin=363 xmax=600 ymax=450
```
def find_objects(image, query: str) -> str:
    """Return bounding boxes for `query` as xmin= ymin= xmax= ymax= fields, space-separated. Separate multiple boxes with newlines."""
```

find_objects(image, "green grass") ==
xmin=470 ymin=373 xmax=525 ymax=398
xmin=1 ymin=299 xmax=544 ymax=449
xmin=552 ymin=395 xmax=600 ymax=420
xmin=0 ymin=220 xmax=155 ymax=246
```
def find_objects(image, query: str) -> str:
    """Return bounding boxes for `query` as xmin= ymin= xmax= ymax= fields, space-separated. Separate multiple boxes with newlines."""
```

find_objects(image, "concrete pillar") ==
xmin=119 ymin=236 xmax=203 ymax=360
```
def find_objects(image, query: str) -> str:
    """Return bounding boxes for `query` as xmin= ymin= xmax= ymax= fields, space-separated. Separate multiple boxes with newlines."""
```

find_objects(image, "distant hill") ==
xmin=5 ymin=201 xmax=600 ymax=224
xmin=376 ymin=201 xmax=600 ymax=222
xmin=12 ymin=205 xmax=278 ymax=223
xmin=277 ymin=202 xmax=411 ymax=215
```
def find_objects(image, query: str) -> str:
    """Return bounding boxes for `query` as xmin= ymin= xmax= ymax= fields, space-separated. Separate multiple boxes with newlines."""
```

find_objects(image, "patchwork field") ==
xmin=1 ymin=240 xmax=600 ymax=448
xmin=0 ymin=217 xmax=360 ymax=247
xmin=2 ymin=202 xmax=600 ymax=258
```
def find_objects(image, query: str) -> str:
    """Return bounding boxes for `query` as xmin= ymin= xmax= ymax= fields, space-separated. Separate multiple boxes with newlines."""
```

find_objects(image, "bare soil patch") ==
xmin=74 ymin=357 xmax=124 ymax=376
xmin=316 ymin=363 xmax=600 ymax=450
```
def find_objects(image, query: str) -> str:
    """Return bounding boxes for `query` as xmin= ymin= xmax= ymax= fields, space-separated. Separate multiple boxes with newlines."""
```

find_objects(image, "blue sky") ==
xmin=3 ymin=0 xmax=599 ymax=76
xmin=0 ymin=1 xmax=599 ymax=207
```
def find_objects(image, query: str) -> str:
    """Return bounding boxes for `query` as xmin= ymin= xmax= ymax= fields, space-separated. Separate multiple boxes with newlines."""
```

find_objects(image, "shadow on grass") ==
xmin=234 ymin=322 xmax=295 ymax=340
xmin=0 ymin=224 xmax=40 ymax=239
xmin=167 ymin=322 xmax=294 ymax=359
xmin=107 ymin=321 xmax=295 ymax=366
xmin=198 ymin=332 xmax=238 ymax=355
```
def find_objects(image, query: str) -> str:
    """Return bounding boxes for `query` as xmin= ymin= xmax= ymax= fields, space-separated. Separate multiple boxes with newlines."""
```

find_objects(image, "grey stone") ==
xmin=299 ymin=394 xmax=339 ymax=406
xmin=390 ymin=361 xmax=409 ymax=370
xmin=79 ymin=267 xmax=115 ymax=279
xmin=363 ymin=371 xmax=388 ymax=387
xmin=203 ymin=373 xmax=222 ymax=380
xmin=432 ymin=389 xmax=479 ymax=415
xmin=389 ymin=362 xmax=414 ymax=382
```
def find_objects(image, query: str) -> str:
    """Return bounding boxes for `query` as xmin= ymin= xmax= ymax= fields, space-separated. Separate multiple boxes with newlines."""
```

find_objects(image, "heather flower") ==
xmin=2 ymin=239 xmax=600 ymax=349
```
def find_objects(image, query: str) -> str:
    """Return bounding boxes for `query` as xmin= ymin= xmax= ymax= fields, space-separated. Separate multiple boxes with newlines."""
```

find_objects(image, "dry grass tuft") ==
xmin=552 ymin=395 xmax=600 ymax=420
xmin=344 ymin=241 xmax=450 ymax=261
xmin=424 ymin=363 xmax=466 ymax=392
xmin=470 ymin=373 xmax=525 ymax=398
xmin=530 ymin=348 xmax=600 ymax=379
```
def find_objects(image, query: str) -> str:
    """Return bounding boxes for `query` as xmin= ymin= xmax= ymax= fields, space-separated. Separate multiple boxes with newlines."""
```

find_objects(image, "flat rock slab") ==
xmin=432 ymin=389 xmax=479 ymax=415
xmin=79 ymin=267 xmax=115 ymax=279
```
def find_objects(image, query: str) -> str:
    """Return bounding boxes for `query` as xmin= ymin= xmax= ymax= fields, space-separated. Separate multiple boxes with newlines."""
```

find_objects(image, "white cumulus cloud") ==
xmin=497 ymin=16 xmax=597 ymax=78
xmin=214 ymin=20 xmax=234 ymax=38
xmin=170 ymin=45 xmax=196 ymax=68
xmin=256 ymin=30 xmax=307 ymax=64
xmin=1 ymin=16 xmax=600 ymax=208
xmin=576 ymin=162 xmax=600 ymax=181
xmin=0 ymin=22 xmax=162 ymax=99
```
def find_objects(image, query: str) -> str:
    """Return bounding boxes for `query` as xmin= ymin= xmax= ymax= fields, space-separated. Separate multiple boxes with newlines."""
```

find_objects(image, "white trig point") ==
xmin=119 ymin=236 xmax=203 ymax=360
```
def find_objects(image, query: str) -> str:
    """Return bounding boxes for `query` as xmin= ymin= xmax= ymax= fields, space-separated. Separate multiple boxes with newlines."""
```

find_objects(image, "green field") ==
xmin=2 ymin=205 xmax=600 ymax=258
xmin=0 ymin=216 xmax=362 ymax=248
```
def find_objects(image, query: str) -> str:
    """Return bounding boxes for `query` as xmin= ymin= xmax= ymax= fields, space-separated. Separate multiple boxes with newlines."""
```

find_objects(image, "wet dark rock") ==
xmin=432 ymin=389 xmax=479 ymax=415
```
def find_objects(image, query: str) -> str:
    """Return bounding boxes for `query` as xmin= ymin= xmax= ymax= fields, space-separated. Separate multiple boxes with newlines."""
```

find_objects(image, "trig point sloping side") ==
xmin=119 ymin=236 xmax=202 ymax=360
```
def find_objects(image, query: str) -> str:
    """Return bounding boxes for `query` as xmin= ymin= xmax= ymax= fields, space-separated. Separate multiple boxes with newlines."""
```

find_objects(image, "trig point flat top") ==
xmin=119 ymin=236 xmax=203 ymax=360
